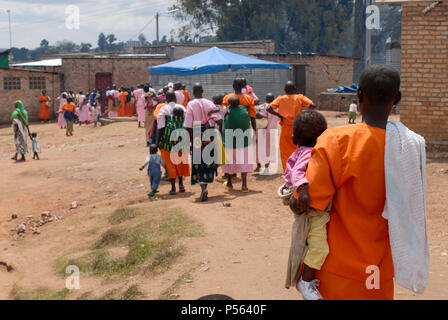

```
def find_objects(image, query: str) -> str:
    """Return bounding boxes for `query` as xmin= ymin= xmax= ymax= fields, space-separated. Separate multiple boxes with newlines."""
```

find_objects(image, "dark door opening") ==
xmin=293 ymin=65 xmax=306 ymax=95
xmin=95 ymin=73 xmax=112 ymax=113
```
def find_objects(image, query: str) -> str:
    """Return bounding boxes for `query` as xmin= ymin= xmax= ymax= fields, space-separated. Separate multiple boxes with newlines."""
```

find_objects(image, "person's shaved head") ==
xmin=233 ymin=78 xmax=245 ymax=93
xmin=193 ymin=83 xmax=203 ymax=98
xmin=163 ymin=86 xmax=170 ymax=94
xmin=266 ymin=93 xmax=275 ymax=103
xmin=285 ymin=81 xmax=296 ymax=94
xmin=358 ymin=65 xmax=401 ymax=109
xmin=174 ymin=81 xmax=182 ymax=90
xmin=228 ymin=96 xmax=240 ymax=108
xmin=166 ymin=90 xmax=176 ymax=103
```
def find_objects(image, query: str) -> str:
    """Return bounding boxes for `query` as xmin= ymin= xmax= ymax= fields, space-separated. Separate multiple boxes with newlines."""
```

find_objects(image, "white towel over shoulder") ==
xmin=383 ymin=121 xmax=429 ymax=294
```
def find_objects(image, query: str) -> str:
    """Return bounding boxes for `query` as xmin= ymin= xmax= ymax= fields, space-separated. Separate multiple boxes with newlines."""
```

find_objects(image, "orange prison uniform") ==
xmin=38 ymin=95 xmax=50 ymax=120
xmin=223 ymin=93 xmax=256 ymax=119
xmin=155 ymin=103 xmax=190 ymax=179
xmin=181 ymin=90 xmax=191 ymax=108
xmin=271 ymin=94 xmax=312 ymax=171
xmin=306 ymin=123 xmax=394 ymax=300
xmin=118 ymin=92 xmax=127 ymax=117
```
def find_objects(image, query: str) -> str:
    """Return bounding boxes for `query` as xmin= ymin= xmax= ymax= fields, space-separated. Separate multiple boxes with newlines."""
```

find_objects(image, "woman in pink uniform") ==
xmin=57 ymin=92 xmax=67 ymax=129
xmin=77 ymin=91 xmax=89 ymax=125
xmin=134 ymin=84 xmax=146 ymax=128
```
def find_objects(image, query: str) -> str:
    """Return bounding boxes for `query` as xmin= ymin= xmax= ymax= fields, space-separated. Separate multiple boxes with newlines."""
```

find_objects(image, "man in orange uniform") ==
xmin=181 ymin=84 xmax=191 ymax=109
xmin=223 ymin=78 xmax=256 ymax=130
xmin=304 ymin=65 xmax=402 ymax=299
xmin=268 ymin=81 xmax=315 ymax=172
xmin=38 ymin=90 xmax=51 ymax=122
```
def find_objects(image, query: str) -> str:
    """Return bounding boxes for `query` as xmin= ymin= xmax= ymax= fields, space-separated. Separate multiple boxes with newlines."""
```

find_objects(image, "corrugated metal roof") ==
xmin=11 ymin=58 xmax=62 ymax=67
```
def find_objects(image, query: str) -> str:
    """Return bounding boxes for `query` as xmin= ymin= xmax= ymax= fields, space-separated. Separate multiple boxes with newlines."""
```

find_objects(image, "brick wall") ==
xmin=134 ymin=40 xmax=275 ymax=60
xmin=61 ymin=56 xmax=169 ymax=93
xmin=318 ymin=92 xmax=357 ymax=112
xmin=252 ymin=54 xmax=354 ymax=103
xmin=400 ymin=1 xmax=448 ymax=143
xmin=0 ymin=68 xmax=60 ymax=124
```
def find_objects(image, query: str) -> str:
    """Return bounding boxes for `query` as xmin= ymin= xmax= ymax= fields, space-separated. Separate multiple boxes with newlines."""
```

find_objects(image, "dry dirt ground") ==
xmin=0 ymin=111 xmax=447 ymax=300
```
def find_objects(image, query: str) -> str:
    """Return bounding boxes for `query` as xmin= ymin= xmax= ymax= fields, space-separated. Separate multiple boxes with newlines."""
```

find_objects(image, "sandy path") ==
xmin=0 ymin=112 xmax=447 ymax=300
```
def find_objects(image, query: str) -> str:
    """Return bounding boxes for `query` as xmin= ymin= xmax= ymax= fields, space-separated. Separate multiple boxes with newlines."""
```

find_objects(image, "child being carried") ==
xmin=283 ymin=110 xmax=329 ymax=300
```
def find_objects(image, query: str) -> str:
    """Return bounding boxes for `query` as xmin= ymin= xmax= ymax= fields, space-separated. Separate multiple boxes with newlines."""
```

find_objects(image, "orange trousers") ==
xmin=160 ymin=149 xmax=190 ymax=179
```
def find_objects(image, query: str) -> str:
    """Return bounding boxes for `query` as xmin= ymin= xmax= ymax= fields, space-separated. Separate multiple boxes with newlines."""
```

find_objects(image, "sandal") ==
xmin=200 ymin=190 xmax=209 ymax=202
xmin=241 ymin=188 xmax=250 ymax=193
xmin=179 ymin=186 xmax=186 ymax=193
xmin=223 ymin=181 xmax=233 ymax=191
xmin=170 ymin=190 xmax=177 ymax=195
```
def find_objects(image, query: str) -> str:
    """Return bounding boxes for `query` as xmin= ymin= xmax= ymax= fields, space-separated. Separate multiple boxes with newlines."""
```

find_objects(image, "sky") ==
xmin=0 ymin=0 xmax=179 ymax=49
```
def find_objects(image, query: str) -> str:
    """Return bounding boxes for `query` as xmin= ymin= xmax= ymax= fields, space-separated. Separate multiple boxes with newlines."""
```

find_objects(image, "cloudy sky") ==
xmin=0 ymin=0 xmax=179 ymax=49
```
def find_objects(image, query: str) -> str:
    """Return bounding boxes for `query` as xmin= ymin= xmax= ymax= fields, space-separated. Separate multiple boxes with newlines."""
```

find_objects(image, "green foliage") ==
xmin=170 ymin=0 xmax=354 ymax=55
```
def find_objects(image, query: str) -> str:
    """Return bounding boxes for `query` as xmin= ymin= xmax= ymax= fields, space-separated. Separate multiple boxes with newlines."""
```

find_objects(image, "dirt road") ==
xmin=0 ymin=112 xmax=447 ymax=300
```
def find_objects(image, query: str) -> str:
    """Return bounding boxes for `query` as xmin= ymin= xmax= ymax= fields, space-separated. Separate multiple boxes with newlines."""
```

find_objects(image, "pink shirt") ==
xmin=112 ymin=90 xmax=120 ymax=99
xmin=175 ymin=90 xmax=185 ymax=105
xmin=258 ymin=103 xmax=279 ymax=131
xmin=183 ymin=98 xmax=222 ymax=128
xmin=157 ymin=102 xmax=186 ymax=129
xmin=284 ymin=146 xmax=313 ymax=190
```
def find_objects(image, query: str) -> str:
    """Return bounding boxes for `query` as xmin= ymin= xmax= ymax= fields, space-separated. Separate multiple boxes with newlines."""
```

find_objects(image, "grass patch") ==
xmin=121 ymin=285 xmax=144 ymax=300
xmin=0 ymin=132 xmax=13 ymax=137
xmin=159 ymin=268 xmax=196 ymax=300
xmin=99 ymin=289 xmax=119 ymax=300
xmin=58 ymin=206 xmax=203 ymax=278
xmin=77 ymin=292 xmax=93 ymax=300
xmin=12 ymin=287 xmax=70 ymax=300
xmin=108 ymin=207 xmax=138 ymax=225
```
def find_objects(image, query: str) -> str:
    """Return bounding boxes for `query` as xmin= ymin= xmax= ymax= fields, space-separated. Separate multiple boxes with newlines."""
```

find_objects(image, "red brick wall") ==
xmin=61 ymin=57 xmax=168 ymax=93
xmin=401 ymin=1 xmax=448 ymax=142
xmin=252 ymin=54 xmax=354 ymax=103
xmin=0 ymin=68 xmax=60 ymax=124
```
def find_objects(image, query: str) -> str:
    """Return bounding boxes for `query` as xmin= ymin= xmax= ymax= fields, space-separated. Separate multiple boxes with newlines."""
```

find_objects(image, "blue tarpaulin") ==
xmin=327 ymin=83 xmax=358 ymax=93
xmin=149 ymin=47 xmax=290 ymax=76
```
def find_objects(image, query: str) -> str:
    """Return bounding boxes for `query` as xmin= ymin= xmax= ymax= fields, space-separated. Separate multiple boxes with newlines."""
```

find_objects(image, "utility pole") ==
xmin=353 ymin=0 xmax=367 ymax=83
xmin=156 ymin=12 xmax=159 ymax=44
xmin=7 ymin=9 xmax=12 ymax=49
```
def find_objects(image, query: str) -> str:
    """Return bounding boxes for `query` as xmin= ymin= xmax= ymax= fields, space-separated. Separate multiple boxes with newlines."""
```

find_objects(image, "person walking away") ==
xmin=61 ymin=97 xmax=76 ymax=136
xmin=31 ymin=132 xmax=41 ymax=160
xmin=38 ymin=90 xmax=51 ymax=122
xmin=140 ymin=144 xmax=166 ymax=198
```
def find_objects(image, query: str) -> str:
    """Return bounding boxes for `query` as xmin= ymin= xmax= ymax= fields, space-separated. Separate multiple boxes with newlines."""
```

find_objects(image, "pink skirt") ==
xmin=78 ymin=105 xmax=90 ymax=123
xmin=222 ymin=145 xmax=255 ymax=175
xmin=57 ymin=113 xmax=66 ymax=127
xmin=137 ymin=101 xmax=146 ymax=122
xmin=108 ymin=111 xmax=118 ymax=118
xmin=256 ymin=129 xmax=277 ymax=164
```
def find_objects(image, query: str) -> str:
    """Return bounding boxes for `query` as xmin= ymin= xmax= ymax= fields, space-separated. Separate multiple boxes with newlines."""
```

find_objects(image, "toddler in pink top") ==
xmin=283 ymin=110 xmax=329 ymax=301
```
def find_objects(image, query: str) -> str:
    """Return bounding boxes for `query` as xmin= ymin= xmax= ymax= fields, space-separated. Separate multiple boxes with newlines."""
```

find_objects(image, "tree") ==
xmin=80 ymin=43 xmax=92 ymax=53
xmin=170 ymin=0 xmax=353 ymax=55
xmin=40 ymin=39 xmax=49 ymax=48
xmin=106 ymin=34 xmax=117 ymax=48
xmin=138 ymin=33 xmax=147 ymax=46
xmin=55 ymin=40 xmax=79 ymax=52
xmin=98 ymin=33 xmax=107 ymax=51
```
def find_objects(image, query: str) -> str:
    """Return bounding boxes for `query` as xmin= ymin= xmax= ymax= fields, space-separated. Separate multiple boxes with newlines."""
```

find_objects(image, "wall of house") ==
xmin=0 ymin=68 xmax=60 ymax=124
xmin=251 ymin=54 xmax=354 ymax=104
xmin=61 ymin=56 xmax=168 ymax=93
xmin=400 ymin=1 xmax=448 ymax=152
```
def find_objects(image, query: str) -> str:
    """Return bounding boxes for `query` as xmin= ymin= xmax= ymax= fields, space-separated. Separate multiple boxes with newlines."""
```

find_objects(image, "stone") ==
xmin=223 ymin=202 xmax=231 ymax=208
xmin=26 ymin=215 xmax=33 ymax=219
xmin=11 ymin=214 xmax=18 ymax=220
xmin=41 ymin=211 xmax=50 ymax=218
xmin=71 ymin=201 xmax=78 ymax=209
xmin=17 ymin=224 xmax=26 ymax=234
xmin=32 ymin=229 xmax=41 ymax=235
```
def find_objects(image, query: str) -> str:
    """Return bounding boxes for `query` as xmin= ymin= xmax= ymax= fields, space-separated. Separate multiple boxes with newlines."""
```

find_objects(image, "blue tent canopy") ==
xmin=149 ymin=47 xmax=290 ymax=76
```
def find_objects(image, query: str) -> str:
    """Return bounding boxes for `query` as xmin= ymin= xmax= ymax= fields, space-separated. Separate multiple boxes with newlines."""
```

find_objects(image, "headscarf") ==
xmin=11 ymin=100 xmax=29 ymax=126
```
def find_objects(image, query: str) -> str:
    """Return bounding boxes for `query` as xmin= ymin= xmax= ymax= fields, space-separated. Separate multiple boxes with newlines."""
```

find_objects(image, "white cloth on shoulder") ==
xmin=383 ymin=121 xmax=429 ymax=294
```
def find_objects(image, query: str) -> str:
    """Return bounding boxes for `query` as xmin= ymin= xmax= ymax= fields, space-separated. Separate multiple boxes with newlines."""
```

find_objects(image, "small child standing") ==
xmin=284 ymin=110 xmax=328 ymax=300
xmin=90 ymin=103 xmax=101 ymax=127
xmin=348 ymin=99 xmax=358 ymax=124
xmin=31 ymin=132 xmax=41 ymax=160
xmin=140 ymin=145 xmax=166 ymax=198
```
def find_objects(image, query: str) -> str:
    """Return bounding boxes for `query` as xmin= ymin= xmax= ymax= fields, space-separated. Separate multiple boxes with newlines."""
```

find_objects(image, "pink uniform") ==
xmin=77 ymin=95 xmax=90 ymax=123
xmin=183 ymin=98 xmax=222 ymax=128
xmin=256 ymin=103 xmax=279 ymax=164
xmin=58 ymin=98 xmax=67 ymax=127
xmin=284 ymin=146 xmax=312 ymax=190
xmin=175 ymin=90 xmax=185 ymax=106
xmin=134 ymin=88 xmax=146 ymax=122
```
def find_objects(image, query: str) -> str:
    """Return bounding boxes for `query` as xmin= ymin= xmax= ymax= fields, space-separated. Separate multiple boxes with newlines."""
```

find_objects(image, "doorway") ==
xmin=293 ymin=65 xmax=306 ymax=95
xmin=95 ymin=73 xmax=112 ymax=113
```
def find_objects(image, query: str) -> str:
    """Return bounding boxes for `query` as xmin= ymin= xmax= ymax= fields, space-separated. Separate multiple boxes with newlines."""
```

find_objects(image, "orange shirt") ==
xmin=181 ymin=90 xmax=191 ymax=108
xmin=306 ymin=123 xmax=394 ymax=284
xmin=153 ymin=103 xmax=167 ymax=121
xmin=270 ymin=94 xmax=312 ymax=127
xmin=223 ymin=93 xmax=256 ymax=118
xmin=119 ymin=91 xmax=128 ymax=105
xmin=61 ymin=102 xmax=76 ymax=113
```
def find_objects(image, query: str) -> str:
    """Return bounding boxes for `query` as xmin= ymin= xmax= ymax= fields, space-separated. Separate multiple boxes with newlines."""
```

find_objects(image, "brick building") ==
xmin=134 ymin=40 xmax=276 ymax=61
xmin=59 ymin=53 xmax=168 ymax=106
xmin=377 ymin=0 xmax=448 ymax=157
xmin=0 ymin=67 xmax=60 ymax=124
xmin=252 ymin=53 xmax=354 ymax=105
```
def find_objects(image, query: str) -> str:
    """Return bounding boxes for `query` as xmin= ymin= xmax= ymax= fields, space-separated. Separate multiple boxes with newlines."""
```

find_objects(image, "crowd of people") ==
xmin=9 ymin=65 xmax=429 ymax=301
